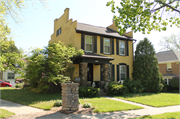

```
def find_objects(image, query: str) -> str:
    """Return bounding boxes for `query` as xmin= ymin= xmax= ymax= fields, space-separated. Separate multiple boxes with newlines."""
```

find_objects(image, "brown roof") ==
xmin=155 ymin=50 xmax=180 ymax=62
xmin=76 ymin=22 xmax=136 ymax=41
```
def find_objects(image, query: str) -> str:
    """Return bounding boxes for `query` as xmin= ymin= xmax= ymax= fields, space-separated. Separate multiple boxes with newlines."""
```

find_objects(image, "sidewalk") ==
xmin=1 ymin=98 xmax=180 ymax=119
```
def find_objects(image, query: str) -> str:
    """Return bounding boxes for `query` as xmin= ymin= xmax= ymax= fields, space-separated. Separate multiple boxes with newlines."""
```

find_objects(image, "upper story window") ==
xmin=85 ymin=35 xmax=93 ymax=53
xmin=119 ymin=41 xmax=125 ymax=55
xmin=120 ymin=65 xmax=126 ymax=80
xmin=104 ymin=38 xmax=110 ymax=54
xmin=167 ymin=63 xmax=172 ymax=71
xmin=56 ymin=27 xmax=61 ymax=36
xmin=8 ymin=73 xmax=14 ymax=79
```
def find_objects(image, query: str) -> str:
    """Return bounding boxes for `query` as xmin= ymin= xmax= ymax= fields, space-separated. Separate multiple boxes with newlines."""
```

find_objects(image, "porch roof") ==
xmin=73 ymin=53 xmax=114 ymax=64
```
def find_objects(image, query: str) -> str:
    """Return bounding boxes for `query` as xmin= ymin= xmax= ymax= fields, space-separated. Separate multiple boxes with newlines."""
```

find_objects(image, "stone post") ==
xmin=102 ymin=63 xmax=110 ymax=83
xmin=80 ymin=62 xmax=88 ymax=87
xmin=61 ymin=83 xmax=79 ymax=113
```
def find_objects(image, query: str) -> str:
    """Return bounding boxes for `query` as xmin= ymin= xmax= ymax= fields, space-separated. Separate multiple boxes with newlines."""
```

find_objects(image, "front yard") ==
xmin=115 ymin=93 xmax=180 ymax=107
xmin=0 ymin=109 xmax=15 ymax=118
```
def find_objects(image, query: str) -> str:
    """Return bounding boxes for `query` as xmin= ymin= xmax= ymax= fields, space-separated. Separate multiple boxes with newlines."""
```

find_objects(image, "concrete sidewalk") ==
xmin=1 ymin=98 xmax=180 ymax=119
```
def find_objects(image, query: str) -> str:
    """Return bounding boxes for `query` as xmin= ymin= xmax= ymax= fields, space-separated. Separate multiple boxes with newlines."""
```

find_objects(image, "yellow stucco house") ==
xmin=49 ymin=8 xmax=136 ymax=87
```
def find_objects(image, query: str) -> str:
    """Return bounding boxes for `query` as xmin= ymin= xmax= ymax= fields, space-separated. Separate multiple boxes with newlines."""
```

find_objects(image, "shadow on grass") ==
xmin=1 ymin=88 xmax=62 ymax=106
xmin=115 ymin=93 xmax=157 ymax=98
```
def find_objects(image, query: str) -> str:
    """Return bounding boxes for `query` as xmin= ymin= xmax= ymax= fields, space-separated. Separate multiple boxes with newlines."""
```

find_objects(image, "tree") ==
xmin=106 ymin=0 xmax=180 ymax=35
xmin=133 ymin=38 xmax=163 ymax=93
xmin=159 ymin=33 xmax=180 ymax=51
xmin=25 ymin=41 xmax=84 ymax=93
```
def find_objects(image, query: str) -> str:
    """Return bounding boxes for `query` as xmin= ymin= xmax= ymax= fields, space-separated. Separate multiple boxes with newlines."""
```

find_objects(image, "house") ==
xmin=155 ymin=50 xmax=180 ymax=85
xmin=49 ymin=8 xmax=136 ymax=87
xmin=0 ymin=58 xmax=26 ymax=87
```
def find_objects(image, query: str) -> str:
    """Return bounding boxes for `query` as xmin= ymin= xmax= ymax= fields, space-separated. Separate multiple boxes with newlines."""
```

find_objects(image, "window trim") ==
xmin=85 ymin=35 xmax=93 ymax=53
xmin=56 ymin=27 xmax=61 ymax=36
xmin=119 ymin=40 xmax=125 ymax=56
xmin=104 ymin=38 xmax=110 ymax=54
xmin=8 ymin=73 xmax=15 ymax=79
xmin=119 ymin=65 xmax=126 ymax=81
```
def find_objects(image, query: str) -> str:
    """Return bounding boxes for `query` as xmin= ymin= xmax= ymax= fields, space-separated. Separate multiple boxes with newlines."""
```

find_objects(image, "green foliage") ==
xmin=15 ymin=83 xmax=24 ymax=88
xmin=25 ymin=41 xmax=84 ymax=93
xmin=108 ymin=83 xmax=128 ymax=96
xmin=123 ymin=78 xmax=143 ymax=93
xmin=53 ymin=100 xmax=62 ymax=107
xmin=106 ymin=0 xmax=180 ymax=35
xmin=79 ymin=87 xmax=98 ymax=98
xmin=83 ymin=103 xmax=92 ymax=108
xmin=132 ymin=38 xmax=163 ymax=93
xmin=170 ymin=76 xmax=180 ymax=89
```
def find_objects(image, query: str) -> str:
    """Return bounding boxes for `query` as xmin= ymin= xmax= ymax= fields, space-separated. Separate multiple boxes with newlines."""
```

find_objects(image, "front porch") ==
xmin=73 ymin=53 xmax=114 ymax=88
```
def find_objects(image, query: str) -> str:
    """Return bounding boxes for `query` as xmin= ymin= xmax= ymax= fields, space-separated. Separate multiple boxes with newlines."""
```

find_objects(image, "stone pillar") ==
xmin=80 ymin=62 xmax=88 ymax=87
xmin=102 ymin=63 xmax=110 ymax=84
xmin=61 ymin=83 xmax=79 ymax=113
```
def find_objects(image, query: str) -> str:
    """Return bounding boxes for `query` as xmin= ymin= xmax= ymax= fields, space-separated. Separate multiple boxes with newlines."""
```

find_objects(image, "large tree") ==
xmin=107 ymin=0 xmax=180 ymax=35
xmin=159 ymin=33 xmax=180 ymax=51
xmin=132 ymin=38 xmax=163 ymax=93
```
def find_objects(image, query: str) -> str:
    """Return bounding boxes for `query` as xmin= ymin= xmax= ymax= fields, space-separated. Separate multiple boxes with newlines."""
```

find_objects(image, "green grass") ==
xmin=0 ymin=109 xmax=15 ymax=118
xmin=130 ymin=112 xmax=180 ymax=119
xmin=0 ymin=87 xmax=62 ymax=110
xmin=115 ymin=93 xmax=180 ymax=107
xmin=79 ymin=97 xmax=143 ymax=113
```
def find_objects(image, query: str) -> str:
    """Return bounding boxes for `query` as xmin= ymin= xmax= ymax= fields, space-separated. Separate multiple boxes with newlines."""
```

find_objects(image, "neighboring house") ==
xmin=0 ymin=58 xmax=26 ymax=87
xmin=155 ymin=50 xmax=180 ymax=85
xmin=49 ymin=8 xmax=137 ymax=87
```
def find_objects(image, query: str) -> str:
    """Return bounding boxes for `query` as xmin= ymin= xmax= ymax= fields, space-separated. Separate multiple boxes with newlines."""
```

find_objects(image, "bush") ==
xmin=54 ymin=100 xmax=62 ymax=107
xmin=108 ymin=83 xmax=128 ymax=96
xmin=170 ymin=76 xmax=179 ymax=89
xmin=83 ymin=103 xmax=92 ymax=108
xmin=123 ymin=78 xmax=143 ymax=93
xmin=15 ymin=83 xmax=24 ymax=88
xmin=79 ymin=87 xmax=98 ymax=98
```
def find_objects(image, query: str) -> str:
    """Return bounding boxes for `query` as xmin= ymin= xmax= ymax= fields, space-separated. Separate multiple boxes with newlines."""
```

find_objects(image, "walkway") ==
xmin=1 ymin=98 xmax=180 ymax=119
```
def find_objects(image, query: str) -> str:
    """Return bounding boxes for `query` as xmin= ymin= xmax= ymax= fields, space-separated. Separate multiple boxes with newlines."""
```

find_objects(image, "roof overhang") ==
xmin=158 ymin=60 xmax=180 ymax=64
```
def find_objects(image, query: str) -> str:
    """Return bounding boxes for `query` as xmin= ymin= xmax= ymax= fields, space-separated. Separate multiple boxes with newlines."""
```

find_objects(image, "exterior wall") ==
xmin=158 ymin=62 xmax=180 ymax=76
xmin=93 ymin=64 xmax=100 ymax=81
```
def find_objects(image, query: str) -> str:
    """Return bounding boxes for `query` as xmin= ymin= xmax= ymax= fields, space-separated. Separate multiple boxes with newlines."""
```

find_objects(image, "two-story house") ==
xmin=49 ymin=8 xmax=136 ymax=87
xmin=155 ymin=50 xmax=180 ymax=85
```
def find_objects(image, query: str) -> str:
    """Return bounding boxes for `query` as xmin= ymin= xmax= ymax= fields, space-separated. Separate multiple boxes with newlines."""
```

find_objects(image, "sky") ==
xmin=7 ymin=0 xmax=180 ymax=53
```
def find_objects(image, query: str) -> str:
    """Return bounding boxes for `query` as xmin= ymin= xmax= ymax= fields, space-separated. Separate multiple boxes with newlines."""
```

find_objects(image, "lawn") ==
xmin=115 ymin=93 xmax=180 ymax=107
xmin=0 ymin=109 xmax=15 ymax=118
xmin=1 ymin=87 xmax=143 ymax=112
xmin=79 ymin=97 xmax=143 ymax=113
xmin=0 ymin=87 xmax=62 ymax=110
xmin=131 ymin=112 xmax=180 ymax=119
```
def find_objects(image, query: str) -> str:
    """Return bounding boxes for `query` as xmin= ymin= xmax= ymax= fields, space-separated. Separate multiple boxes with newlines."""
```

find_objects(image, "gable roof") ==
xmin=155 ymin=50 xmax=180 ymax=62
xmin=76 ymin=22 xmax=136 ymax=41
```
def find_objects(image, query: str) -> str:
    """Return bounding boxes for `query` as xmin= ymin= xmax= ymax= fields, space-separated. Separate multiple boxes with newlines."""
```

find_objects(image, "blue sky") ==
xmin=7 ymin=0 xmax=179 ymax=53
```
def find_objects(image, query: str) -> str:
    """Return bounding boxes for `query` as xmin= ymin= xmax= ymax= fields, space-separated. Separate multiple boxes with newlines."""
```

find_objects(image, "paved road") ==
xmin=1 ymin=98 xmax=180 ymax=119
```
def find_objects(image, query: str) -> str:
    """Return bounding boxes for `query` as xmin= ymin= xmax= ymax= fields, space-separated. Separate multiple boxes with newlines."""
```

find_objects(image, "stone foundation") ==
xmin=61 ymin=83 xmax=79 ymax=113
xmin=80 ymin=62 xmax=88 ymax=87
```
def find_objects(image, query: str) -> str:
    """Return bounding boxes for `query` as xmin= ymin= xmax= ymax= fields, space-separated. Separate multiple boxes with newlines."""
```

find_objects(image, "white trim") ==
xmin=119 ymin=40 xmax=125 ymax=56
xmin=104 ymin=38 xmax=110 ymax=54
xmin=158 ymin=60 xmax=180 ymax=64
xmin=85 ymin=35 xmax=93 ymax=53
xmin=119 ymin=65 xmax=126 ymax=81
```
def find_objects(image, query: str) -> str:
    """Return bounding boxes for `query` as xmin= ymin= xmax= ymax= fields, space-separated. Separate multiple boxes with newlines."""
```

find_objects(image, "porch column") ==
xmin=80 ymin=62 xmax=88 ymax=87
xmin=102 ymin=63 xmax=110 ymax=84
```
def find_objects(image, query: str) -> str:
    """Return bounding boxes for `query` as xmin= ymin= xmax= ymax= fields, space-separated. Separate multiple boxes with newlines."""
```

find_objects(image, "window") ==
xmin=167 ymin=63 xmax=172 ymax=71
xmin=104 ymin=38 xmax=110 ymax=54
xmin=120 ymin=65 xmax=126 ymax=80
xmin=85 ymin=35 xmax=93 ymax=52
xmin=56 ymin=27 xmax=61 ymax=36
xmin=8 ymin=73 xmax=14 ymax=79
xmin=119 ymin=41 xmax=125 ymax=55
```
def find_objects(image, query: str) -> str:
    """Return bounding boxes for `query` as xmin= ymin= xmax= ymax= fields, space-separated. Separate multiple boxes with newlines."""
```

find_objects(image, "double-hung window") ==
xmin=56 ymin=27 xmax=61 ymax=36
xmin=119 ymin=41 xmax=125 ymax=55
xmin=120 ymin=65 xmax=126 ymax=80
xmin=104 ymin=38 xmax=110 ymax=54
xmin=85 ymin=35 xmax=93 ymax=53
xmin=8 ymin=73 xmax=14 ymax=79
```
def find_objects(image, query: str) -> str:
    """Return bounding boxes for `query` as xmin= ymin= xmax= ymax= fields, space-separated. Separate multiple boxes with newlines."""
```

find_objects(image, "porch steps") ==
xmin=98 ymin=89 xmax=107 ymax=96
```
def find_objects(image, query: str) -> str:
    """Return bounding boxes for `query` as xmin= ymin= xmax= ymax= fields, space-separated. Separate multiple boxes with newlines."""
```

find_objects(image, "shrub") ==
xmin=83 ymin=103 xmax=91 ymax=108
xmin=170 ymin=76 xmax=179 ymax=89
xmin=123 ymin=78 xmax=143 ymax=93
xmin=54 ymin=100 xmax=62 ymax=107
xmin=15 ymin=83 xmax=24 ymax=88
xmin=108 ymin=83 xmax=128 ymax=96
xmin=79 ymin=87 xmax=98 ymax=98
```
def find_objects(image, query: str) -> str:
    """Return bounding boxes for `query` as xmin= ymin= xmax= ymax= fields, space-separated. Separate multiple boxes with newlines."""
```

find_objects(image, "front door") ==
xmin=87 ymin=63 xmax=93 ymax=85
